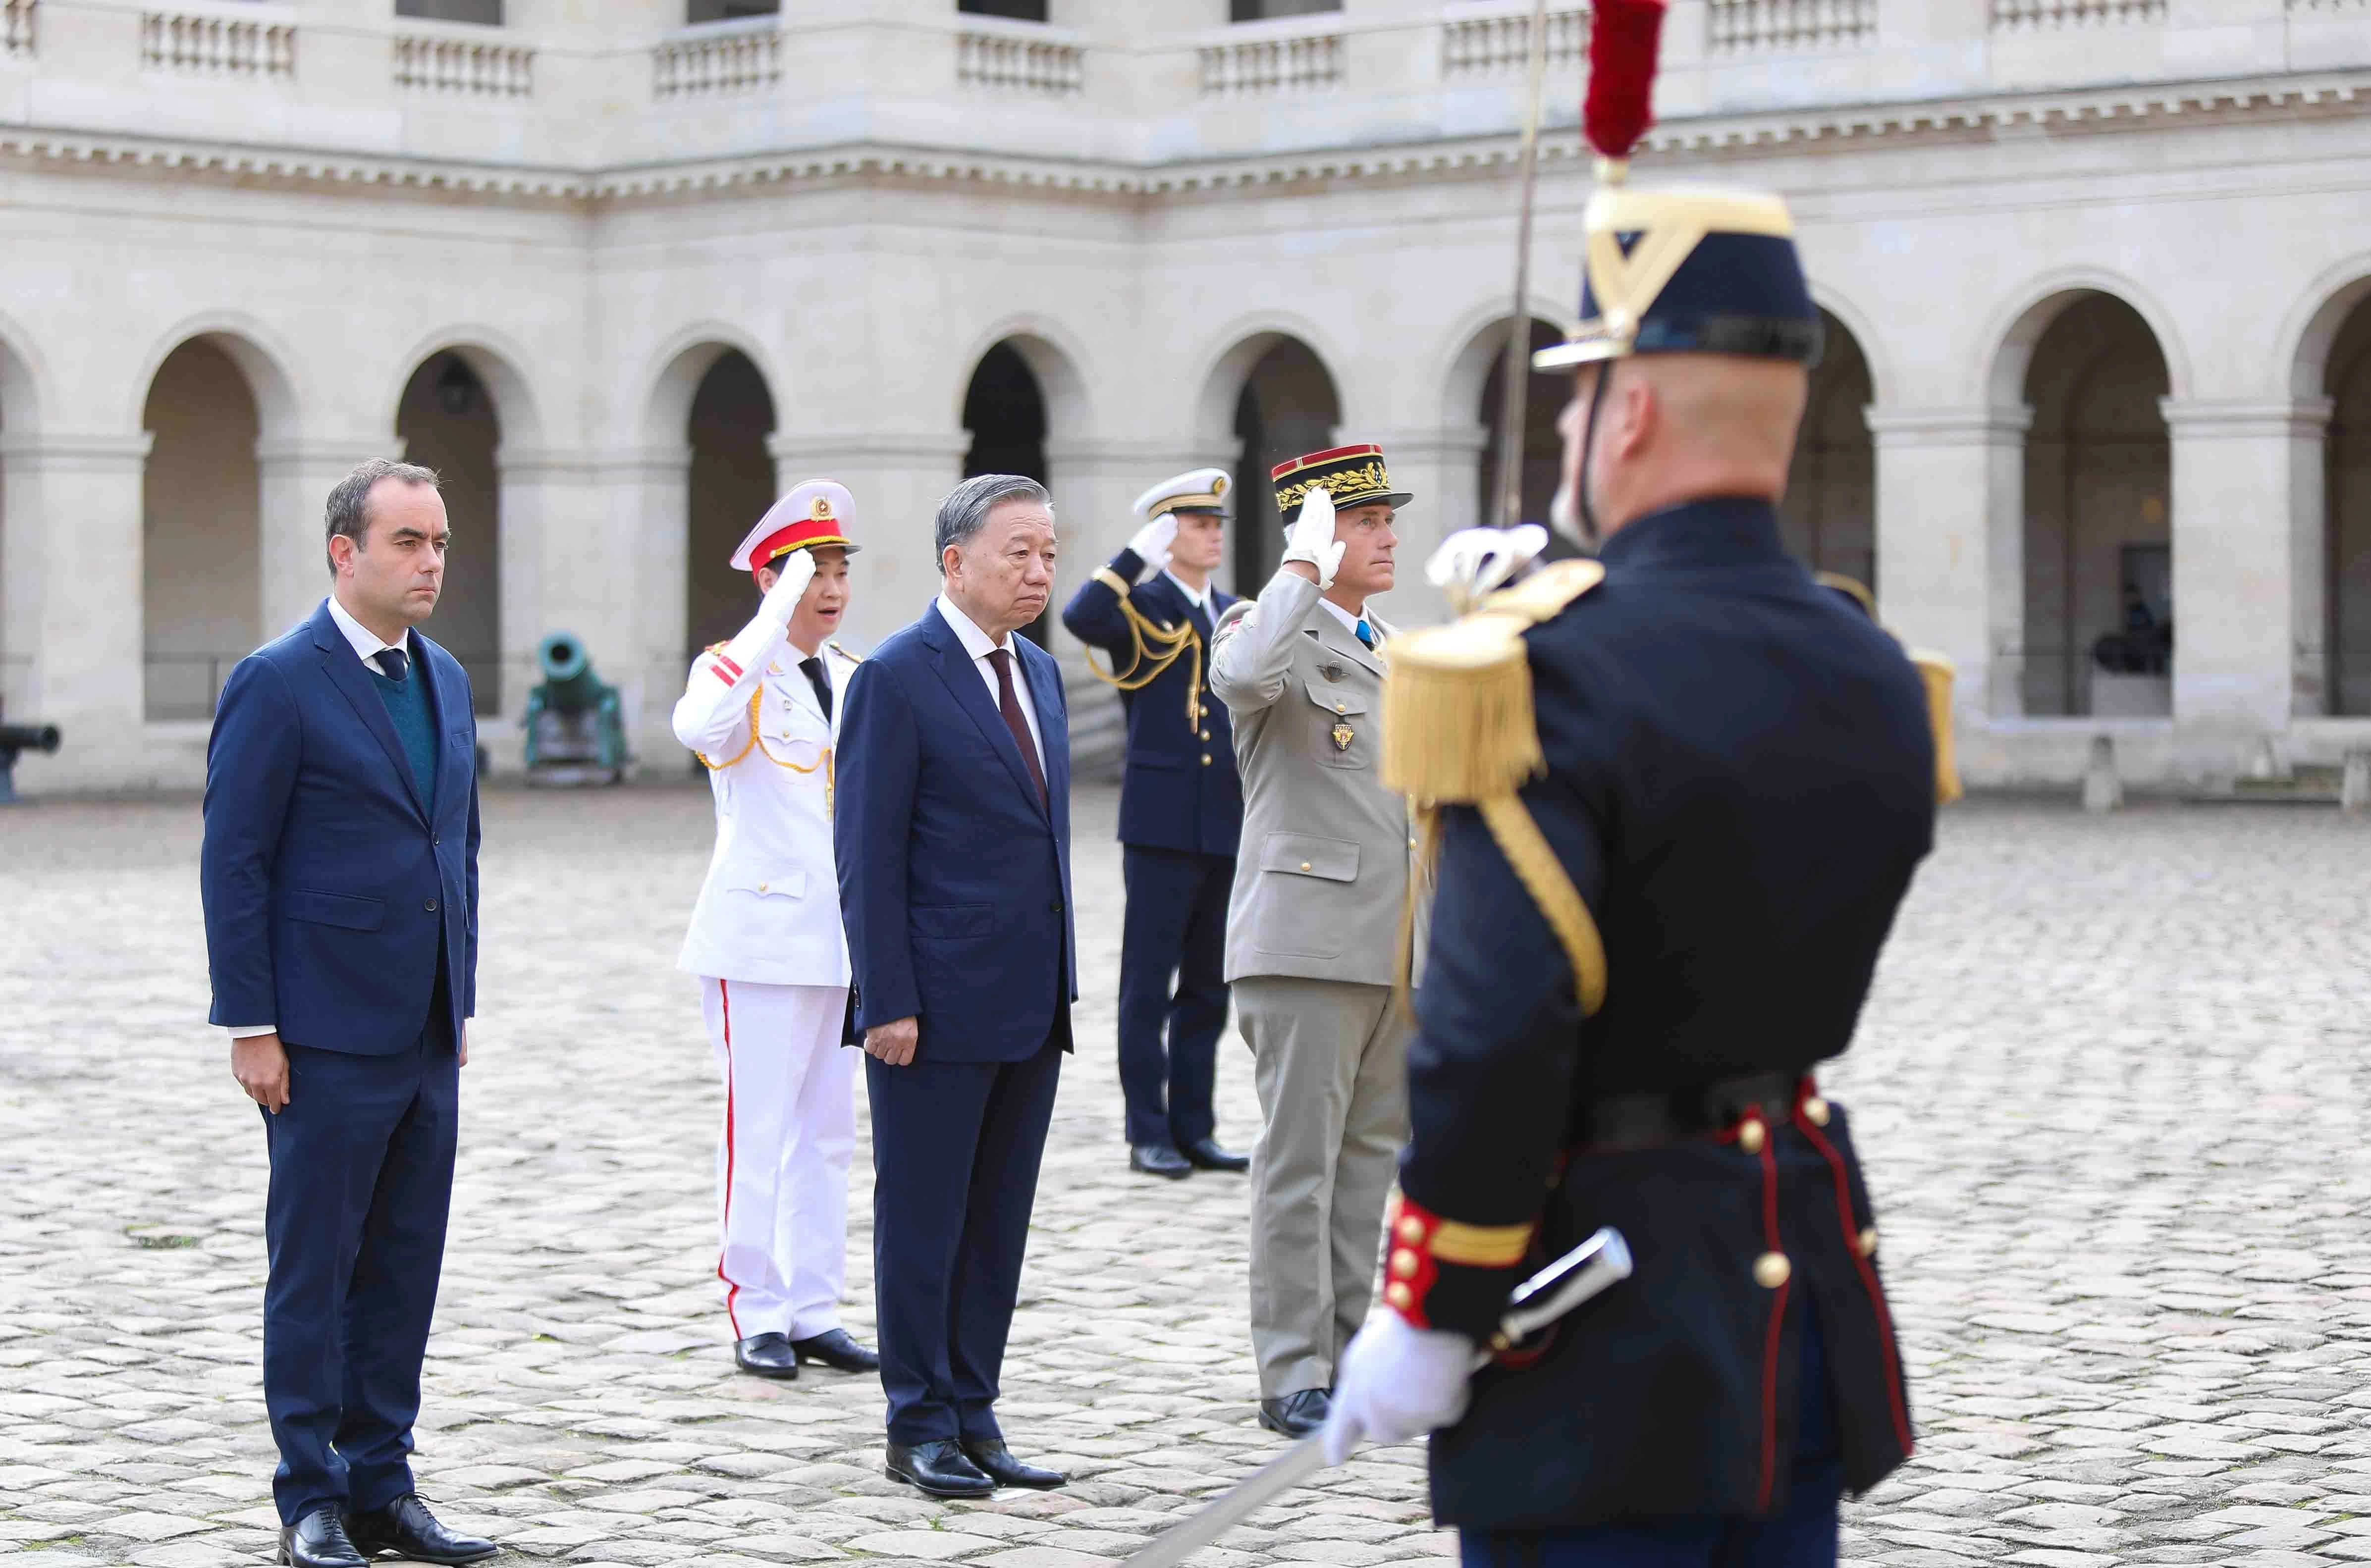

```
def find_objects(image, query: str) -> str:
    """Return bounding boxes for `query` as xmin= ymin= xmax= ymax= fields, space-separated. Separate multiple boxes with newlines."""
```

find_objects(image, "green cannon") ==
xmin=522 ymin=631 xmax=628 ymax=785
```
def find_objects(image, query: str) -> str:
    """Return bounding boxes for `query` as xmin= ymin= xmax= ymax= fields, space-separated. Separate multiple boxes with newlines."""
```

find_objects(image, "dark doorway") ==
xmin=396 ymin=354 xmax=502 ymax=713
xmin=685 ymin=350 xmax=779 ymax=665
xmin=1779 ymin=309 xmax=1876 ymax=592
xmin=962 ymin=341 xmax=1054 ymax=645
xmin=1230 ymin=338 xmax=1342 ymax=591
xmin=1475 ymin=318 xmax=1566 ymax=531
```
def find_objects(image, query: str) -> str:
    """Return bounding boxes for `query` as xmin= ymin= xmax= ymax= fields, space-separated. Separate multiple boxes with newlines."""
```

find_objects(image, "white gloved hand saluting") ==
xmin=1321 ymin=1312 xmax=1476 ymax=1465
xmin=1127 ymin=512 xmax=1180 ymax=579
xmin=1281 ymin=485 xmax=1346 ymax=591
xmin=758 ymin=546 xmax=817 ymax=630
xmin=1426 ymin=524 xmax=1549 ymax=614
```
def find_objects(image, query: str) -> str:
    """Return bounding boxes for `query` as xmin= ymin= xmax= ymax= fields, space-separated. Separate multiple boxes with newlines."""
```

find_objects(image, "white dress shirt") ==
xmin=1317 ymin=594 xmax=1376 ymax=645
xmin=1163 ymin=570 xmax=1215 ymax=623
xmin=227 ymin=595 xmax=465 ymax=1042
xmin=934 ymin=592 xmax=1046 ymax=775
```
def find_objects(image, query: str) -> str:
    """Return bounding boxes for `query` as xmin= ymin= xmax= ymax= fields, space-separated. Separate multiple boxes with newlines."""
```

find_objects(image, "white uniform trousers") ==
xmin=700 ymin=978 xmax=856 ymax=1341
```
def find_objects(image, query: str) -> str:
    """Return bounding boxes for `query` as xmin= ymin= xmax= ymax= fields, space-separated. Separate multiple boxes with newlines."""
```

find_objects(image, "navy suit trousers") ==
xmin=1116 ymin=845 xmax=1233 ymax=1149
xmin=260 ymin=1012 xmax=458 ymax=1525
xmin=865 ymin=1038 xmax=1063 ymax=1446
xmin=1458 ymin=1302 xmax=1842 ymax=1568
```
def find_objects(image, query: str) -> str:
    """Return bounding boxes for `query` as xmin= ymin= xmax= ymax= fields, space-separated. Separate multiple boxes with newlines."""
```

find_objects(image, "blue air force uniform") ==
xmin=1060 ymin=468 xmax=1245 ymax=1163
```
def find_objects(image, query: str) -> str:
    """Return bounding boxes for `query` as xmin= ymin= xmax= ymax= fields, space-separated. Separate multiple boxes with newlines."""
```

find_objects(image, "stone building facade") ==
xmin=2 ymin=0 xmax=2369 ymax=792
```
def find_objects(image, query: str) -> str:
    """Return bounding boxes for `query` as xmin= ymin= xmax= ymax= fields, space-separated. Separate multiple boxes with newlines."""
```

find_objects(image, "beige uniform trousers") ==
xmin=1238 ymin=975 xmax=1412 ymax=1398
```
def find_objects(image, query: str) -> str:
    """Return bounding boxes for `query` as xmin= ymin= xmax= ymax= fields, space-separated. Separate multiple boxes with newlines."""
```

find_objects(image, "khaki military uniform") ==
xmin=1210 ymin=568 xmax=1415 ymax=1399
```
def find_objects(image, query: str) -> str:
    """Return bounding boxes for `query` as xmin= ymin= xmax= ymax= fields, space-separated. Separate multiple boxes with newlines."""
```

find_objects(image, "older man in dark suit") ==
xmin=201 ymin=459 xmax=495 ymax=1568
xmin=834 ymin=473 xmax=1075 ymax=1499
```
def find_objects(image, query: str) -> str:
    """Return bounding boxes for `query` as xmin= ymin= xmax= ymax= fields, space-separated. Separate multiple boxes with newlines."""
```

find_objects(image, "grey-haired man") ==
xmin=834 ymin=474 xmax=1076 ymax=1500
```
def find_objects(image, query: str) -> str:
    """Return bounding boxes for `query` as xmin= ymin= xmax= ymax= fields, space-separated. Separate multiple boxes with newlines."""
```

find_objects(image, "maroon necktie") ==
xmin=985 ymin=647 xmax=1048 ymax=806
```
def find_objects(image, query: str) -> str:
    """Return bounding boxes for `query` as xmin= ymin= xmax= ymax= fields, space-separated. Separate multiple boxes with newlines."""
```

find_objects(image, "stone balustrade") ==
xmin=652 ymin=19 xmax=780 ymax=101
xmin=1441 ymin=4 xmax=1589 ymax=79
xmin=1992 ymin=0 xmax=2167 ymax=28
xmin=956 ymin=25 xmax=1084 ymax=99
xmin=394 ymin=32 xmax=533 ymax=99
xmin=1707 ymin=0 xmax=1876 ymax=52
xmin=4 ymin=0 xmax=33 ymax=59
xmin=141 ymin=2 xmax=295 ymax=78
xmin=1198 ymin=21 xmax=1344 ymax=98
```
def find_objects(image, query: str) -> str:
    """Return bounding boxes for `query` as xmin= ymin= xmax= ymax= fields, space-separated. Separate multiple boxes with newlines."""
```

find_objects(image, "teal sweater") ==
xmin=370 ymin=654 xmax=439 ymax=806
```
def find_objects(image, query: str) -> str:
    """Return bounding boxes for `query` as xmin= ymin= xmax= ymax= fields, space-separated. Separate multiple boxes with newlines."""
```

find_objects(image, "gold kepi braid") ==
xmin=1075 ymin=569 xmax=1206 ymax=725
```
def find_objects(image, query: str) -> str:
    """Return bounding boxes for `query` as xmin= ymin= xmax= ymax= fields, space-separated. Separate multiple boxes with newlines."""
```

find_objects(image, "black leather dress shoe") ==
xmin=1180 ymin=1136 xmax=1250 ymax=1172
xmin=342 ymin=1495 xmax=497 ymax=1565
xmin=734 ymin=1333 xmax=799 ymax=1379
xmin=885 ymin=1439 xmax=996 ymax=1499
xmin=1258 ymin=1388 xmax=1332 ymax=1437
xmin=1129 ymin=1143 xmax=1192 ymax=1179
xmin=959 ymin=1438 xmax=1068 ymax=1490
xmin=279 ymin=1510 xmax=366 ymax=1568
xmin=791 ymin=1328 xmax=879 ymax=1373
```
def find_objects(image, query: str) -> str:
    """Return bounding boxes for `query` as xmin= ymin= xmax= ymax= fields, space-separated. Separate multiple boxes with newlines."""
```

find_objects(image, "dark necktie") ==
xmin=373 ymin=647 xmax=409 ymax=682
xmin=1354 ymin=619 xmax=1375 ymax=651
xmin=985 ymin=646 xmax=1048 ymax=806
xmin=798 ymin=656 xmax=833 ymax=724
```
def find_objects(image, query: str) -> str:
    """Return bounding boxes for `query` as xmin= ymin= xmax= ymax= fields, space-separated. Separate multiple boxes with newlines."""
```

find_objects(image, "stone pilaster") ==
xmin=1362 ymin=425 xmax=1490 ymax=629
xmin=255 ymin=435 xmax=388 ymax=641
xmin=766 ymin=431 xmax=970 ymax=655
xmin=598 ymin=445 xmax=695 ymax=769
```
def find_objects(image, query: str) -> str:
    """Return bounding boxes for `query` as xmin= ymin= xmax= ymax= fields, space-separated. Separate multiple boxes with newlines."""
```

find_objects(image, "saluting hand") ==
xmin=759 ymin=548 xmax=818 ymax=629
xmin=1126 ymin=513 xmax=1179 ymax=578
xmin=1281 ymin=485 xmax=1345 ymax=590
xmin=865 ymin=1015 xmax=919 ymax=1067
xmin=232 ymin=1032 xmax=292 ymax=1113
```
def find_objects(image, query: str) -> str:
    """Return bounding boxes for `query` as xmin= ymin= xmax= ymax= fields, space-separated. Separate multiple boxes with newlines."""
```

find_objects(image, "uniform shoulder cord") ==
xmin=1076 ymin=571 xmax=1204 ymax=725
xmin=695 ymin=686 xmax=836 ymax=816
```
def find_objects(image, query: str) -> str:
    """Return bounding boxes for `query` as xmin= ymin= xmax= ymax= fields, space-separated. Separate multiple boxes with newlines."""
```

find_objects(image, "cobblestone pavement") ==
xmin=3 ymin=786 xmax=2370 ymax=1568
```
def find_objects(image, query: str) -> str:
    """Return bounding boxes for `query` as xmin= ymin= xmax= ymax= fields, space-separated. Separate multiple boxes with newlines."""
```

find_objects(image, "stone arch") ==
xmin=1442 ymin=314 xmax=1567 ymax=531
xmin=382 ymin=328 xmax=548 ymax=454
xmin=1981 ymin=269 xmax=2192 ymax=411
xmin=954 ymin=320 xmax=1094 ymax=442
xmin=1189 ymin=314 xmax=1352 ymax=452
xmin=1781 ymin=307 xmax=1879 ymax=591
xmin=128 ymin=314 xmax=304 ymax=442
xmin=679 ymin=345 xmax=780 ymax=666
xmin=1432 ymin=294 xmax=1573 ymax=430
xmin=633 ymin=324 xmax=787 ymax=453
xmin=1194 ymin=328 xmax=1346 ymax=589
xmin=0 ymin=315 xmax=47 ymax=725
xmin=2290 ymin=267 xmax=2371 ymax=715
xmin=1808 ymin=284 xmax=1893 ymax=408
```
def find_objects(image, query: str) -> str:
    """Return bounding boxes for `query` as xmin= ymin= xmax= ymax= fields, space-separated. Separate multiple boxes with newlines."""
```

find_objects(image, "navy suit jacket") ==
xmin=1059 ymin=548 xmax=1242 ymax=858
xmin=202 ymin=599 xmax=480 ymax=1055
xmin=835 ymin=601 xmax=1077 ymax=1065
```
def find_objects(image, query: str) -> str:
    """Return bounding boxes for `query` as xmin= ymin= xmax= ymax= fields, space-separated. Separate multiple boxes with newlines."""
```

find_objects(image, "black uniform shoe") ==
xmin=959 ymin=1438 xmax=1068 ymax=1490
xmin=885 ymin=1439 xmax=996 ymax=1499
xmin=1258 ymin=1388 xmax=1331 ymax=1438
xmin=279 ymin=1510 xmax=366 ymax=1568
xmin=1129 ymin=1143 xmax=1192 ymax=1179
xmin=734 ymin=1333 xmax=800 ymax=1379
xmin=791 ymin=1328 xmax=879 ymax=1373
xmin=1180 ymin=1136 xmax=1250 ymax=1173
xmin=342 ymin=1495 xmax=498 ymax=1566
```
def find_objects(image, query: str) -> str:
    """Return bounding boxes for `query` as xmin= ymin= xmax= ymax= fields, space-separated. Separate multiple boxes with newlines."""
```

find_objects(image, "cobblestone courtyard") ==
xmin=4 ymin=785 xmax=2371 ymax=1568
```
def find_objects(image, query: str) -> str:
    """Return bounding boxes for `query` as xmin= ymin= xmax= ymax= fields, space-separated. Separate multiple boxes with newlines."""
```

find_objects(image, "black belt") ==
xmin=1575 ymin=1070 xmax=1807 ymax=1154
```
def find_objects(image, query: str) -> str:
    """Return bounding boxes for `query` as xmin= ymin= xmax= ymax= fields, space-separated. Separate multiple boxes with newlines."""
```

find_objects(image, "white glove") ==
xmin=1282 ymin=485 xmax=1346 ymax=591
xmin=1426 ymin=524 xmax=1548 ymax=614
xmin=1127 ymin=513 xmax=1179 ymax=578
xmin=1321 ymin=1312 xmax=1477 ymax=1465
xmin=758 ymin=547 xmax=817 ymax=629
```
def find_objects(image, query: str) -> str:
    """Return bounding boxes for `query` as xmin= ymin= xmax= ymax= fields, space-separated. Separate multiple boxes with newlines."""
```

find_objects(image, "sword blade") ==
xmin=1120 ymin=1228 xmax=1632 ymax=1568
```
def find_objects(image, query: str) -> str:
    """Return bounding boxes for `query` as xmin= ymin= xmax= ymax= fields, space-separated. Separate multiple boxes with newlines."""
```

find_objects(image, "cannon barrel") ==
xmin=534 ymin=632 xmax=607 ymax=710
xmin=0 ymin=723 xmax=60 ymax=756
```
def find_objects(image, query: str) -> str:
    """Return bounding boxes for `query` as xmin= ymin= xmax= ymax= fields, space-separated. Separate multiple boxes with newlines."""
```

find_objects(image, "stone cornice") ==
xmin=3 ymin=68 xmax=2368 ymax=209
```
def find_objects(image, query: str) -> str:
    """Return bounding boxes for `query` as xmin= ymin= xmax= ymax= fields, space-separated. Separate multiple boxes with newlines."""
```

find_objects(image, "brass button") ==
xmin=1335 ymin=701 xmax=1347 ymax=713
xmin=1202 ymin=754 xmax=1212 ymax=765
xmin=1802 ymin=1096 xmax=1830 ymax=1127
xmin=1408 ymin=837 xmax=1417 ymax=850
xmin=1737 ymin=1117 xmax=1766 ymax=1155
xmin=1858 ymin=1228 xmax=1879 ymax=1258
xmin=1200 ymin=730 xmax=1211 ymax=741
xmin=757 ymin=882 xmax=769 ymax=893
xmin=1396 ymin=1214 xmax=1425 ymax=1244
xmin=1754 ymin=1252 xmax=1791 ymax=1290
xmin=1384 ymin=1282 xmax=1414 ymax=1310
xmin=1389 ymin=1248 xmax=1420 ymax=1279
xmin=1299 ymin=861 xmax=1312 ymax=872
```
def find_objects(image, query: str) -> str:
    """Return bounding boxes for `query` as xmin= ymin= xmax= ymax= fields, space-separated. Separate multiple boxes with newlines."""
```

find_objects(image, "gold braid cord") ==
xmin=696 ymin=687 xmax=837 ymax=815
xmin=1075 ymin=570 xmax=1205 ymax=724
xmin=1382 ymin=560 xmax=1611 ymax=1016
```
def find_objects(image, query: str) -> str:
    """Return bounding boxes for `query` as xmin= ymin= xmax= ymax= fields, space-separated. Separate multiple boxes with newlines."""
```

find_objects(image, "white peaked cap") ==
xmin=1131 ymin=467 xmax=1233 ymax=522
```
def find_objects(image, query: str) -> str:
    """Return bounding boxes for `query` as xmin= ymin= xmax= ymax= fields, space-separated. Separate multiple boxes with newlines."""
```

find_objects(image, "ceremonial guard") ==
xmin=1209 ymin=445 xmax=1415 ymax=1438
xmin=1324 ymin=4 xmax=1941 ymax=1562
xmin=673 ymin=481 xmax=879 ymax=1383
xmin=1060 ymin=467 xmax=1250 ymax=1180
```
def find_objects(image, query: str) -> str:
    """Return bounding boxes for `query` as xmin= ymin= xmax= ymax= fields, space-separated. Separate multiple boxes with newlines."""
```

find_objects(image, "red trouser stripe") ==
xmin=716 ymin=979 xmax=742 ymax=1339
xmin=1796 ymin=1107 xmax=1914 ymax=1458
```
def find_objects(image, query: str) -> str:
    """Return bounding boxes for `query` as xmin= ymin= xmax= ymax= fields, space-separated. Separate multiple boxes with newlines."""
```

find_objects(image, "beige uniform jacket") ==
xmin=1209 ymin=569 xmax=1413 ymax=989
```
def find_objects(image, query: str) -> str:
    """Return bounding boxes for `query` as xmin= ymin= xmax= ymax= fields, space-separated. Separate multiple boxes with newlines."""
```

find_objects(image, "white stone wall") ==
xmin=2 ymin=0 xmax=2371 ymax=792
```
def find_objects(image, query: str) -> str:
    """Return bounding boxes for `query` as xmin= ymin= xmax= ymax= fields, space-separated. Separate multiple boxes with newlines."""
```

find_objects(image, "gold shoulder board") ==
xmin=828 ymin=640 xmax=864 ymax=663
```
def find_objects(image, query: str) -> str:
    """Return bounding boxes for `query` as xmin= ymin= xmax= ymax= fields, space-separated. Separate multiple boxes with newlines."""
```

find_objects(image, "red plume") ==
xmin=1584 ymin=0 xmax=1667 ymax=166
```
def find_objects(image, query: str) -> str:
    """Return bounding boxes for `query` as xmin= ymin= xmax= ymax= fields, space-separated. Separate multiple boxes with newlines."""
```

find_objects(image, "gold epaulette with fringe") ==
xmin=1382 ymin=559 xmax=1609 ymax=1018
xmin=1813 ymin=572 xmax=1963 ymax=806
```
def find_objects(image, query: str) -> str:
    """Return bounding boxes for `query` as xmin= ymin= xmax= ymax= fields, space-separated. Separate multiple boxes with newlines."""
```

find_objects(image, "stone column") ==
xmin=0 ymin=430 xmax=153 ymax=792
xmin=766 ymin=431 xmax=970 ymax=655
xmin=492 ymin=446 xmax=605 ymax=772
xmin=599 ymin=445 xmax=694 ymax=770
xmin=2159 ymin=398 xmax=2333 ymax=737
xmin=255 ymin=435 xmax=386 ymax=641
xmin=1867 ymin=406 xmax=2032 ymax=721
xmin=1364 ymin=425 xmax=1489 ymax=629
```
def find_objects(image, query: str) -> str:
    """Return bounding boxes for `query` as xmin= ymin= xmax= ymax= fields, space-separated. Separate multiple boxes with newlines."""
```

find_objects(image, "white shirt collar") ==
xmin=1316 ymin=596 xmax=1370 ymax=639
xmin=1162 ymin=570 xmax=1213 ymax=615
xmin=326 ymin=593 xmax=406 ymax=665
xmin=934 ymin=592 xmax=1008 ymax=662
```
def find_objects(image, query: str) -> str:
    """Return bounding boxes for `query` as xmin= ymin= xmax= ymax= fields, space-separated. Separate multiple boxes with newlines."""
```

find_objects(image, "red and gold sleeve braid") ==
xmin=1381 ymin=1194 xmax=1535 ymax=1338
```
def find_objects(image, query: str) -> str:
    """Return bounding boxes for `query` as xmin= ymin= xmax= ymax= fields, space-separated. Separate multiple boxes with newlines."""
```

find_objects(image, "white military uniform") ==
xmin=673 ymin=608 xmax=863 ymax=1345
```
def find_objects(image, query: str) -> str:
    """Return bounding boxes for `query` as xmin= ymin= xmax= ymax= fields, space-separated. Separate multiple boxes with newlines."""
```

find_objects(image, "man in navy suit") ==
xmin=202 ymin=459 xmax=496 ymax=1568
xmin=835 ymin=473 xmax=1076 ymax=1500
xmin=1060 ymin=467 xmax=1248 ymax=1180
